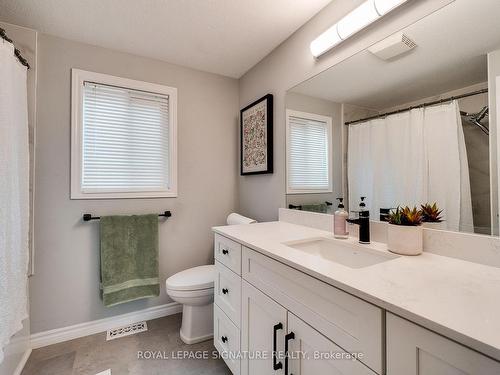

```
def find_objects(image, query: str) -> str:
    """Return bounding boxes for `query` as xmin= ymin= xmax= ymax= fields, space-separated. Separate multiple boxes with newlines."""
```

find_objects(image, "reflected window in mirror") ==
xmin=286 ymin=110 xmax=332 ymax=194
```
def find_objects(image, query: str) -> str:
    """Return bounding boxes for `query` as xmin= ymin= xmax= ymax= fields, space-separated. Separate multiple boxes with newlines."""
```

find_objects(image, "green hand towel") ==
xmin=301 ymin=203 xmax=328 ymax=213
xmin=100 ymin=214 xmax=160 ymax=307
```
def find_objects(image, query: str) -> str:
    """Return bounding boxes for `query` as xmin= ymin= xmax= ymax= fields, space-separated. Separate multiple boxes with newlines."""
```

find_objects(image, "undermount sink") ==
xmin=283 ymin=237 xmax=399 ymax=269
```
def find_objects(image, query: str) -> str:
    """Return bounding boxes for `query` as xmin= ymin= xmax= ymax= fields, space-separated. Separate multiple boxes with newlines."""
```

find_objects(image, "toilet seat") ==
xmin=166 ymin=264 xmax=215 ymax=291
xmin=166 ymin=286 xmax=213 ymax=298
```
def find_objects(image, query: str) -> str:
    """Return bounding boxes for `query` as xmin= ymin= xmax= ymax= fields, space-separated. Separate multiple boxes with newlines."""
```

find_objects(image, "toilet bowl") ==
xmin=166 ymin=264 xmax=215 ymax=344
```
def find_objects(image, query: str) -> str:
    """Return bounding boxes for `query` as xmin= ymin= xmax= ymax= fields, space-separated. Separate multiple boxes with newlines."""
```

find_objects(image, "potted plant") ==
xmin=420 ymin=202 xmax=445 ymax=230
xmin=387 ymin=206 xmax=423 ymax=256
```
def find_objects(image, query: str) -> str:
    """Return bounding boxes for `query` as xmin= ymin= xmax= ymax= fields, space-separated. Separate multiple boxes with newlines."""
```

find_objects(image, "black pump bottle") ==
xmin=347 ymin=197 xmax=370 ymax=244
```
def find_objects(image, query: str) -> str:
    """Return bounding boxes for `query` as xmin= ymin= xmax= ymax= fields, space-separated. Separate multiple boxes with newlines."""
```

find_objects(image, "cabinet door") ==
xmin=387 ymin=313 xmax=500 ymax=375
xmin=241 ymin=280 xmax=287 ymax=375
xmin=287 ymin=312 xmax=376 ymax=375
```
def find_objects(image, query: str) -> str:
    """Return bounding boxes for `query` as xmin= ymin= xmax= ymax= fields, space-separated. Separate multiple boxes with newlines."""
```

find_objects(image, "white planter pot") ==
xmin=387 ymin=224 xmax=423 ymax=256
xmin=422 ymin=221 xmax=446 ymax=230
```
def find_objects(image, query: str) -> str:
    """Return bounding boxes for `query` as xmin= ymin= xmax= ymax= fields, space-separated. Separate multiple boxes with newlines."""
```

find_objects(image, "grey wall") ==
xmin=238 ymin=0 xmax=455 ymax=222
xmin=32 ymin=34 xmax=239 ymax=333
xmin=462 ymin=101 xmax=491 ymax=235
xmin=285 ymin=92 xmax=342 ymax=211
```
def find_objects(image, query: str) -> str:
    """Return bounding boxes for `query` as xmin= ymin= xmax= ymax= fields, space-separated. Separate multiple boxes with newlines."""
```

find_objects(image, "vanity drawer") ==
xmin=214 ymin=304 xmax=241 ymax=375
xmin=215 ymin=260 xmax=242 ymax=327
xmin=215 ymin=234 xmax=242 ymax=275
xmin=242 ymin=246 xmax=383 ymax=374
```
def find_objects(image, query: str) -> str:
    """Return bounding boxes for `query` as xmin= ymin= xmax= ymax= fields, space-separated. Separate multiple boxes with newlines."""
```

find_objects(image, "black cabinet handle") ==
xmin=222 ymin=249 xmax=229 ymax=255
xmin=273 ymin=323 xmax=283 ymax=370
xmin=222 ymin=288 xmax=229 ymax=294
xmin=221 ymin=336 xmax=228 ymax=343
xmin=285 ymin=331 xmax=295 ymax=375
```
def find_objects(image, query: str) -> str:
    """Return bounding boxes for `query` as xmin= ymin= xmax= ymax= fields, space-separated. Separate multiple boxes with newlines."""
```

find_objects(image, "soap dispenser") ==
xmin=334 ymin=198 xmax=349 ymax=239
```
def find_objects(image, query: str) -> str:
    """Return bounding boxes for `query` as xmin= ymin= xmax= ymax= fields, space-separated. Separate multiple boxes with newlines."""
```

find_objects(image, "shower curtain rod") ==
xmin=345 ymin=88 xmax=488 ymax=125
xmin=0 ymin=28 xmax=30 ymax=69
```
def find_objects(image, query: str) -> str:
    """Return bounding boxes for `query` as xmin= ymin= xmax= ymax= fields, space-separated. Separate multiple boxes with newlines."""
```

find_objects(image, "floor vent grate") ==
xmin=106 ymin=321 xmax=148 ymax=341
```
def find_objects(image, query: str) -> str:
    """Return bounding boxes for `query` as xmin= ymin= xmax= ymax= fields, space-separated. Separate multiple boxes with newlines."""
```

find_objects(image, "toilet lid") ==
xmin=166 ymin=265 xmax=215 ymax=291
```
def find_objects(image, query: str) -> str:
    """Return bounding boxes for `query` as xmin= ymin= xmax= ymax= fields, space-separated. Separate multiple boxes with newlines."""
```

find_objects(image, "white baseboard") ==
xmin=31 ymin=302 xmax=182 ymax=349
xmin=12 ymin=348 xmax=32 ymax=375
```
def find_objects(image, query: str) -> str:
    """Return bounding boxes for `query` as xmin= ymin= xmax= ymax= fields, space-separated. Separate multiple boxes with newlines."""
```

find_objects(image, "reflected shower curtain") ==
xmin=348 ymin=101 xmax=473 ymax=232
xmin=0 ymin=41 xmax=29 ymax=362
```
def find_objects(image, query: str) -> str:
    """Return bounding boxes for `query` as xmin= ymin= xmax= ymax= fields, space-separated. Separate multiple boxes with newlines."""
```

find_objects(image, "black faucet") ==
xmin=346 ymin=197 xmax=370 ymax=244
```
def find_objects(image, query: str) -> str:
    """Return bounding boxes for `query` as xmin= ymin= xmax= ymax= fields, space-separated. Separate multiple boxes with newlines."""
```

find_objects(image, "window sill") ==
xmin=286 ymin=189 xmax=333 ymax=195
xmin=70 ymin=191 xmax=178 ymax=200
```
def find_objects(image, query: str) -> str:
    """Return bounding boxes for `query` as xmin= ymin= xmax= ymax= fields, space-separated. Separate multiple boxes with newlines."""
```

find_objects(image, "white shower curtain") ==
xmin=348 ymin=101 xmax=473 ymax=232
xmin=0 ymin=40 xmax=30 ymax=363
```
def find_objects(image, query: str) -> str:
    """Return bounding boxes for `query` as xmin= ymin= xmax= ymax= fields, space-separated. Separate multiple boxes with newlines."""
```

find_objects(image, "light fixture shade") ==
xmin=374 ymin=0 xmax=408 ymax=15
xmin=309 ymin=0 xmax=410 ymax=58
xmin=337 ymin=0 xmax=380 ymax=39
xmin=310 ymin=23 xmax=342 ymax=58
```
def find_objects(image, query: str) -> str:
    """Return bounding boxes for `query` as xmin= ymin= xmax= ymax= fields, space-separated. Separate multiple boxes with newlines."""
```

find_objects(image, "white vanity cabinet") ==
xmin=213 ymin=232 xmax=500 ymax=375
xmin=214 ymin=233 xmax=382 ymax=375
xmin=386 ymin=313 xmax=500 ymax=375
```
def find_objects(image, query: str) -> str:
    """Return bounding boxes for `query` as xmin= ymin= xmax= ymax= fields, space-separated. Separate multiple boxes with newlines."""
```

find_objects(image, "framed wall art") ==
xmin=240 ymin=94 xmax=273 ymax=175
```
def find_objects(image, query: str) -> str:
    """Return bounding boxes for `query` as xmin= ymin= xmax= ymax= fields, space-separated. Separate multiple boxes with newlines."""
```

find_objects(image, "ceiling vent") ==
xmin=368 ymin=33 xmax=417 ymax=60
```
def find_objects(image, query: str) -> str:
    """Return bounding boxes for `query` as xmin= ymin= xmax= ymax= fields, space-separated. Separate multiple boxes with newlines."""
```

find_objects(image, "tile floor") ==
xmin=22 ymin=313 xmax=232 ymax=375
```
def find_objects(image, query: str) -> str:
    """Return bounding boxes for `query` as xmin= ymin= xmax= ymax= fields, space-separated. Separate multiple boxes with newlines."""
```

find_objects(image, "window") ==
xmin=286 ymin=110 xmax=332 ymax=194
xmin=71 ymin=69 xmax=177 ymax=199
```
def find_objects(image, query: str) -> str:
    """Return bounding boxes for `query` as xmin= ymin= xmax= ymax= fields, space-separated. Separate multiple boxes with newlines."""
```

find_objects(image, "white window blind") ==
xmin=287 ymin=111 xmax=332 ymax=193
xmin=82 ymin=82 xmax=170 ymax=193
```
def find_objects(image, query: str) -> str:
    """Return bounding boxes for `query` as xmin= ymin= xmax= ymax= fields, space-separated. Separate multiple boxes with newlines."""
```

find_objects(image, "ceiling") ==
xmin=0 ymin=0 xmax=331 ymax=78
xmin=291 ymin=0 xmax=500 ymax=110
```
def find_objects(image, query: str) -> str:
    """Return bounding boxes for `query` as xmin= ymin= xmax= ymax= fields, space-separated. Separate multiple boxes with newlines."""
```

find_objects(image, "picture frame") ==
xmin=240 ymin=94 xmax=273 ymax=175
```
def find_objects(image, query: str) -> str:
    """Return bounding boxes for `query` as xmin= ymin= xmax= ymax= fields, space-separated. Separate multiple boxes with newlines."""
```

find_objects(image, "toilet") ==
xmin=166 ymin=213 xmax=256 ymax=344
xmin=166 ymin=265 xmax=216 ymax=344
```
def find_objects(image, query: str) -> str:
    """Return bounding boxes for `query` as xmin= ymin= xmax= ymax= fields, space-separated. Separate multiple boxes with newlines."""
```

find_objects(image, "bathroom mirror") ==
xmin=285 ymin=0 xmax=500 ymax=236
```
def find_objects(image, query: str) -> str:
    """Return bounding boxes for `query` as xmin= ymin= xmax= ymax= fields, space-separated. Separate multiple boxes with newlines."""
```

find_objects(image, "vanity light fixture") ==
xmin=310 ymin=0 xmax=409 ymax=58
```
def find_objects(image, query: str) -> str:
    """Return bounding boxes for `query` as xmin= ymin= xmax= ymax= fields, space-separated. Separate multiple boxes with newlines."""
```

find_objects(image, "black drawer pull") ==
xmin=273 ymin=323 xmax=283 ymax=370
xmin=221 ymin=336 xmax=228 ymax=343
xmin=285 ymin=331 xmax=295 ymax=375
xmin=222 ymin=288 xmax=229 ymax=295
xmin=222 ymin=249 xmax=229 ymax=255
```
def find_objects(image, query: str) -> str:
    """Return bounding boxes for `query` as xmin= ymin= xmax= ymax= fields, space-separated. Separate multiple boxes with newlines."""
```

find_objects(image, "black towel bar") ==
xmin=288 ymin=201 xmax=332 ymax=210
xmin=82 ymin=211 xmax=172 ymax=222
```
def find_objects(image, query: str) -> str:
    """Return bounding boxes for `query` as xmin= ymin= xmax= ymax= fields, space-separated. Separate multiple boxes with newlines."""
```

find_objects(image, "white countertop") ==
xmin=213 ymin=221 xmax=500 ymax=362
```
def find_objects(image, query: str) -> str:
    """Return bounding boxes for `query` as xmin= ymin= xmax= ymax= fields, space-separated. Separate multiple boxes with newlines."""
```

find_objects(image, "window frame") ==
xmin=286 ymin=109 xmax=333 ymax=194
xmin=70 ymin=69 xmax=178 ymax=199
